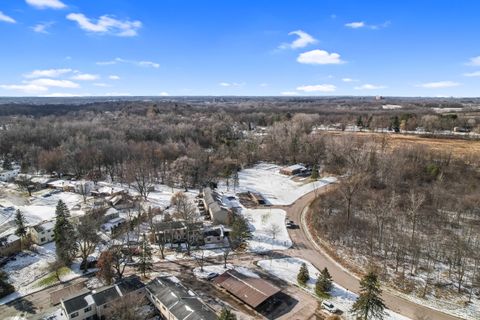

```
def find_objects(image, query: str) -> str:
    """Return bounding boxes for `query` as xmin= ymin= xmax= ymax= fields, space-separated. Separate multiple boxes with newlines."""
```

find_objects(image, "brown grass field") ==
xmin=326 ymin=131 xmax=480 ymax=158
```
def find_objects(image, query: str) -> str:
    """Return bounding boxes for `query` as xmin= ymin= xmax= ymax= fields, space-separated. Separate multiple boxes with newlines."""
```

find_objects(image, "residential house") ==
xmin=146 ymin=276 xmax=217 ymax=320
xmin=29 ymin=221 xmax=55 ymax=245
xmin=153 ymin=220 xmax=203 ymax=245
xmin=47 ymin=180 xmax=75 ymax=192
xmin=202 ymin=187 xmax=233 ymax=225
xmin=100 ymin=217 xmax=127 ymax=234
xmin=60 ymin=275 xmax=145 ymax=320
xmin=203 ymin=225 xmax=227 ymax=245
xmin=0 ymin=234 xmax=21 ymax=257
xmin=279 ymin=164 xmax=306 ymax=176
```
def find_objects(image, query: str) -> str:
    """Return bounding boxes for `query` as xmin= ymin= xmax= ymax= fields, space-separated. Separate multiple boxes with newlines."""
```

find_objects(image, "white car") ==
xmin=321 ymin=300 xmax=339 ymax=313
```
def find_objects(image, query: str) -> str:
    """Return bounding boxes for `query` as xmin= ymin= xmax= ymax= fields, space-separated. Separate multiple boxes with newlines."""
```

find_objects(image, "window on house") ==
xmin=104 ymin=304 xmax=108 ymax=308
xmin=84 ymin=306 xmax=92 ymax=312
xmin=71 ymin=312 xmax=79 ymax=318
xmin=41 ymin=238 xmax=45 ymax=242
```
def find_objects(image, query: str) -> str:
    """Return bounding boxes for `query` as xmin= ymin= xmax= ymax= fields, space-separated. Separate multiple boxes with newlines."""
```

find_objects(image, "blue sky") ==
xmin=1 ymin=0 xmax=480 ymax=97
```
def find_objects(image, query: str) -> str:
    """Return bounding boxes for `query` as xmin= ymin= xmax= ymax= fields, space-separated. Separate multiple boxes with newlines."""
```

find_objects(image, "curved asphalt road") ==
xmin=280 ymin=186 xmax=462 ymax=320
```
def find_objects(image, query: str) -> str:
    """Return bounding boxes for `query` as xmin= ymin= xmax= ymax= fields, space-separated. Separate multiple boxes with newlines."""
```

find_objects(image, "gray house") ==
xmin=146 ymin=276 xmax=217 ymax=320
xmin=202 ymin=187 xmax=232 ymax=225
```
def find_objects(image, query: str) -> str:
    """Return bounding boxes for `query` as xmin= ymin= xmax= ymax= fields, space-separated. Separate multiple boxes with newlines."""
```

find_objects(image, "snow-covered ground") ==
xmin=193 ymin=263 xmax=260 ymax=279
xmin=0 ymin=187 xmax=85 ymax=236
xmin=258 ymin=257 xmax=410 ymax=320
xmin=243 ymin=208 xmax=292 ymax=252
xmin=219 ymin=163 xmax=336 ymax=206
xmin=0 ymin=242 xmax=97 ymax=305
xmin=215 ymin=163 xmax=336 ymax=252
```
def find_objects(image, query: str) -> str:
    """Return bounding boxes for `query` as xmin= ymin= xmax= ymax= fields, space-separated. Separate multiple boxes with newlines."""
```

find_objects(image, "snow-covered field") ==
xmin=243 ymin=208 xmax=292 ymax=252
xmin=219 ymin=163 xmax=336 ymax=206
xmin=258 ymin=257 xmax=411 ymax=320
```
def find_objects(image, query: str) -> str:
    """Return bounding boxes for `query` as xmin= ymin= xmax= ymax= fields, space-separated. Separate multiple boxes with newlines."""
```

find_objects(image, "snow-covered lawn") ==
xmin=258 ymin=257 xmax=410 ymax=320
xmin=193 ymin=264 xmax=260 ymax=279
xmin=0 ymin=242 xmax=96 ymax=305
xmin=243 ymin=208 xmax=292 ymax=252
xmin=219 ymin=163 xmax=336 ymax=206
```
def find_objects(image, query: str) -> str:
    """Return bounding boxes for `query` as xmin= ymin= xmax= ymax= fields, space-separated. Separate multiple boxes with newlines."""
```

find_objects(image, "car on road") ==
xmin=321 ymin=300 xmax=339 ymax=313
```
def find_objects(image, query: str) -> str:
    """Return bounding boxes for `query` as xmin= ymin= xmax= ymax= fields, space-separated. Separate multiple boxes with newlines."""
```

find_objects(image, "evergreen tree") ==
xmin=2 ymin=154 xmax=13 ymax=171
xmin=229 ymin=215 xmax=251 ymax=250
xmin=351 ymin=271 xmax=386 ymax=320
xmin=54 ymin=200 xmax=78 ymax=266
xmin=219 ymin=308 xmax=237 ymax=320
xmin=137 ymin=233 xmax=153 ymax=277
xmin=0 ymin=271 xmax=15 ymax=298
xmin=310 ymin=163 xmax=319 ymax=180
xmin=356 ymin=116 xmax=364 ymax=128
xmin=297 ymin=262 xmax=310 ymax=286
xmin=14 ymin=210 xmax=27 ymax=250
xmin=315 ymin=267 xmax=333 ymax=297
xmin=390 ymin=116 xmax=400 ymax=133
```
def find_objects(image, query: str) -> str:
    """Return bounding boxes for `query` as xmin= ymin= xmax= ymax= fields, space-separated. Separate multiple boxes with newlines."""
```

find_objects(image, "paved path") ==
xmin=281 ymin=185 xmax=462 ymax=320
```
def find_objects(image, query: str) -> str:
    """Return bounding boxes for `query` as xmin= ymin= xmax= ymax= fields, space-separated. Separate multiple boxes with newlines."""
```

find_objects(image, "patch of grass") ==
xmin=35 ymin=267 xmax=71 ymax=288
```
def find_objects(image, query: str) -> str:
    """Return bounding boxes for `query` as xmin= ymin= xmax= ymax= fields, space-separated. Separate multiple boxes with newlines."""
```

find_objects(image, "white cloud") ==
xmin=0 ymin=84 xmax=48 ymax=94
xmin=26 ymin=0 xmax=66 ymax=9
xmin=97 ymin=58 xmax=159 ymax=68
xmin=342 ymin=78 xmax=357 ymax=82
xmin=259 ymin=83 xmax=269 ymax=87
xmin=354 ymin=84 xmax=386 ymax=90
xmin=93 ymin=83 xmax=111 ymax=87
xmin=345 ymin=21 xmax=390 ymax=30
xmin=463 ymin=71 xmax=480 ymax=77
xmin=32 ymin=22 xmax=54 ymax=33
xmin=24 ymin=68 xmax=73 ymax=78
xmin=281 ymin=91 xmax=299 ymax=96
xmin=345 ymin=21 xmax=365 ymax=29
xmin=467 ymin=56 xmax=480 ymax=66
xmin=159 ymin=92 xmax=169 ymax=96
xmin=297 ymin=49 xmax=344 ymax=65
xmin=417 ymin=81 xmax=460 ymax=89
xmin=296 ymin=84 xmax=336 ymax=93
xmin=71 ymin=73 xmax=99 ymax=81
xmin=0 ymin=11 xmax=16 ymax=24
xmin=219 ymin=82 xmax=244 ymax=87
xmin=66 ymin=13 xmax=142 ymax=37
xmin=279 ymin=30 xmax=317 ymax=49
xmin=29 ymin=78 xmax=80 ymax=88
xmin=109 ymin=75 xmax=121 ymax=80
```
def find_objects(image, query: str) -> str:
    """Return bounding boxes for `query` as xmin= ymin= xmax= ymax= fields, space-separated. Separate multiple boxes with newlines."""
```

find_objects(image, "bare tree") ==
xmin=171 ymin=192 xmax=200 ymax=255
xmin=76 ymin=214 xmax=101 ymax=273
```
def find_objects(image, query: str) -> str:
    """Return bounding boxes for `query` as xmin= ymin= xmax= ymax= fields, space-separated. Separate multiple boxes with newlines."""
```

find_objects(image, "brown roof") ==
xmin=213 ymin=270 xmax=280 ymax=308
xmin=51 ymin=281 xmax=89 ymax=305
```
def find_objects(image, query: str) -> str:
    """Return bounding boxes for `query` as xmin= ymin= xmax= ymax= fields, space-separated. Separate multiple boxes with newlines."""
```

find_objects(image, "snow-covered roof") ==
xmin=33 ymin=221 xmax=55 ymax=232
xmin=0 ymin=234 xmax=20 ymax=245
xmin=283 ymin=164 xmax=306 ymax=171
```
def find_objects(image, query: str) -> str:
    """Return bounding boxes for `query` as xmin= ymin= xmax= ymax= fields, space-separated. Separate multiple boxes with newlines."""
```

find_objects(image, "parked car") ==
xmin=206 ymin=272 xmax=219 ymax=280
xmin=285 ymin=220 xmax=296 ymax=228
xmin=321 ymin=300 xmax=339 ymax=313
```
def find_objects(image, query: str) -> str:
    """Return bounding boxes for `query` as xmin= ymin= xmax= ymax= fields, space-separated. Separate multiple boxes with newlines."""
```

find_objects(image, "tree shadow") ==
xmin=10 ymin=297 xmax=38 ymax=315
